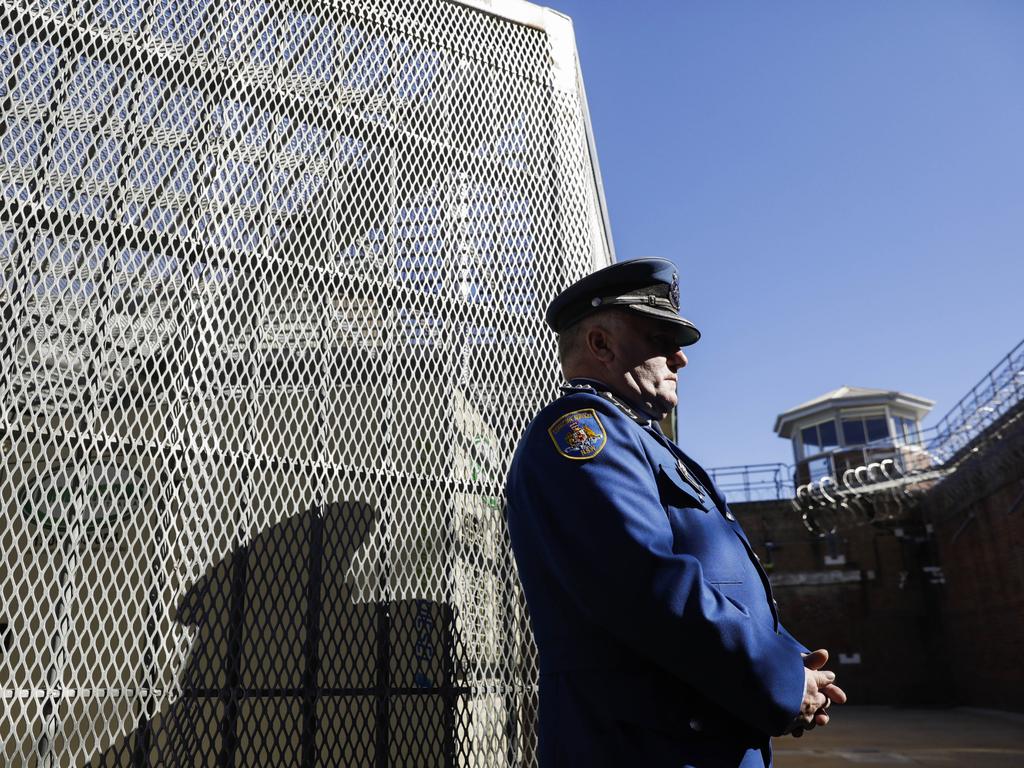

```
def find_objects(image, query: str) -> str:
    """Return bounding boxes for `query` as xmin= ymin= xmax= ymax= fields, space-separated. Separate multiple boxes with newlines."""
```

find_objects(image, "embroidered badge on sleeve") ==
xmin=548 ymin=409 xmax=607 ymax=460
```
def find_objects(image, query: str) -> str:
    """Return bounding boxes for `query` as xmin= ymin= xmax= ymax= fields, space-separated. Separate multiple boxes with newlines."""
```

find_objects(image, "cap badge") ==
xmin=670 ymin=273 xmax=680 ymax=311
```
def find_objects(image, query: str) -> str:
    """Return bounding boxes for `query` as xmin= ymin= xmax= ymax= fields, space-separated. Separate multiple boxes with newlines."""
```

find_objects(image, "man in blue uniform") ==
xmin=505 ymin=258 xmax=846 ymax=767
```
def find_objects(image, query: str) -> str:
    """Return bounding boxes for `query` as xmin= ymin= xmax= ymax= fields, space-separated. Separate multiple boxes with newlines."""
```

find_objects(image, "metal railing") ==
xmin=929 ymin=337 xmax=1024 ymax=461
xmin=706 ymin=463 xmax=793 ymax=503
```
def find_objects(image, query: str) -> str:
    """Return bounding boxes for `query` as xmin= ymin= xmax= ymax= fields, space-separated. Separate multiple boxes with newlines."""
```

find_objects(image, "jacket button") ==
xmin=689 ymin=718 xmax=703 ymax=732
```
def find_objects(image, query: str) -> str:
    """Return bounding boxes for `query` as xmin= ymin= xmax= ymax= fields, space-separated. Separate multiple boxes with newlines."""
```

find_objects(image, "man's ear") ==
xmin=586 ymin=324 xmax=615 ymax=364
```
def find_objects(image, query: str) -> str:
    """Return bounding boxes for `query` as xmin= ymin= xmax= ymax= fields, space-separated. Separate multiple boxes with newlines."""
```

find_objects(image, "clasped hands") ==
xmin=787 ymin=648 xmax=847 ymax=738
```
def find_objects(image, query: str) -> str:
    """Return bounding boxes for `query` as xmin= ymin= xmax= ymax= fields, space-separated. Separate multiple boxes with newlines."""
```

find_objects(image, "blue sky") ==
xmin=543 ymin=0 xmax=1024 ymax=469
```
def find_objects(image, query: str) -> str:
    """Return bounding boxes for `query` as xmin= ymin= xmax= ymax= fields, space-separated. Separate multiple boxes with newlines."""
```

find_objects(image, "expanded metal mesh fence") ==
xmin=0 ymin=0 xmax=612 ymax=764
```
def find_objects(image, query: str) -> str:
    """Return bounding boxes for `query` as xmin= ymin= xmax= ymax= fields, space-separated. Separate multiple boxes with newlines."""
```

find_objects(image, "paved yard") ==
xmin=773 ymin=707 xmax=1024 ymax=767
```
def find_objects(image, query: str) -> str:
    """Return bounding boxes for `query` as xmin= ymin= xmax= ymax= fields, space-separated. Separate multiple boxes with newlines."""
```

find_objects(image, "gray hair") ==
xmin=556 ymin=321 xmax=585 ymax=366
xmin=556 ymin=308 xmax=630 ymax=367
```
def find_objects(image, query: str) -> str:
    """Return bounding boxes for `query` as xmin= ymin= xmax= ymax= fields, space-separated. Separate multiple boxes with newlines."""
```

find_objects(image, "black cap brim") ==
xmin=624 ymin=305 xmax=701 ymax=347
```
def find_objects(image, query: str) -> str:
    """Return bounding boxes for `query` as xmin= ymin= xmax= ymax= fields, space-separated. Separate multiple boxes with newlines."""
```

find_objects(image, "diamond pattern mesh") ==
xmin=0 ymin=0 xmax=610 ymax=764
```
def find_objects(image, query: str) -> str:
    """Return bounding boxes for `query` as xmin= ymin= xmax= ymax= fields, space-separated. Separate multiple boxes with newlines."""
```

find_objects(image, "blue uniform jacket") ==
xmin=506 ymin=381 xmax=808 ymax=767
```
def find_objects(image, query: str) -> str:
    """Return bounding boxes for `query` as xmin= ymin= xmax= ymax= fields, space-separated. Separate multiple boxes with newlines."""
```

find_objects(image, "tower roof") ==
xmin=773 ymin=386 xmax=935 ymax=438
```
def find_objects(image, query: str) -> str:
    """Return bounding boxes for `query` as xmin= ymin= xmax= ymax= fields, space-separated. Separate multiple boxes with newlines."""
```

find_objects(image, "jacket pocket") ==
xmin=656 ymin=464 xmax=708 ymax=511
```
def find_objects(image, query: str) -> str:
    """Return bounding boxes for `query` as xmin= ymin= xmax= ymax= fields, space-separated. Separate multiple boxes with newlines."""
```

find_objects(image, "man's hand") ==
xmin=787 ymin=649 xmax=848 ymax=737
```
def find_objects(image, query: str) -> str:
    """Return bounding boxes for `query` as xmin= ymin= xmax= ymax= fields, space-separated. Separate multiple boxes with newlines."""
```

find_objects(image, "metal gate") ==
xmin=0 ymin=0 xmax=613 ymax=763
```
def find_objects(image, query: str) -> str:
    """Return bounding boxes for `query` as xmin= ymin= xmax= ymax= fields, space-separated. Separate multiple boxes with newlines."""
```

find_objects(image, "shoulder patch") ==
xmin=547 ymin=409 xmax=607 ymax=460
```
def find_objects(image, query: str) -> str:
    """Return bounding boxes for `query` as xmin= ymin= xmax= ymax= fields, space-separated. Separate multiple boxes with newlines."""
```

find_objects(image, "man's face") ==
xmin=609 ymin=312 xmax=688 ymax=419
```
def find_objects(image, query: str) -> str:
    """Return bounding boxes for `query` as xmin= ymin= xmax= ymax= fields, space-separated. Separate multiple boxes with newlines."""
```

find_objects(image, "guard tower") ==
xmin=774 ymin=386 xmax=935 ymax=486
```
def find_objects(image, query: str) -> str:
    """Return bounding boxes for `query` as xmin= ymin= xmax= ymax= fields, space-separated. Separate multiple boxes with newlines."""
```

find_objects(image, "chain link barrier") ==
xmin=0 ymin=0 xmax=611 ymax=763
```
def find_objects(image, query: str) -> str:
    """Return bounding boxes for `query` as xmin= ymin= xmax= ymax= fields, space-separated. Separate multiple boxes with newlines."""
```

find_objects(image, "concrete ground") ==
xmin=772 ymin=707 xmax=1024 ymax=767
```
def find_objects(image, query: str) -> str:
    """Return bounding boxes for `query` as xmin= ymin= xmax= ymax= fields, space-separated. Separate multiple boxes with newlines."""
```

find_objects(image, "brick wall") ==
xmin=922 ymin=406 xmax=1024 ymax=711
xmin=730 ymin=404 xmax=1024 ymax=710
xmin=733 ymin=500 xmax=945 ymax=705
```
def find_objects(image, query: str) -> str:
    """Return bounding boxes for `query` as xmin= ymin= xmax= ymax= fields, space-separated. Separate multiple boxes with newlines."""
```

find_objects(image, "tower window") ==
xmin=841 ymin=415 xmax=890 ymax=446
xmin=800 ymin=419 xmax=838 ymax=458
xmin=895 ymin=416 xmax=920 ymax=444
